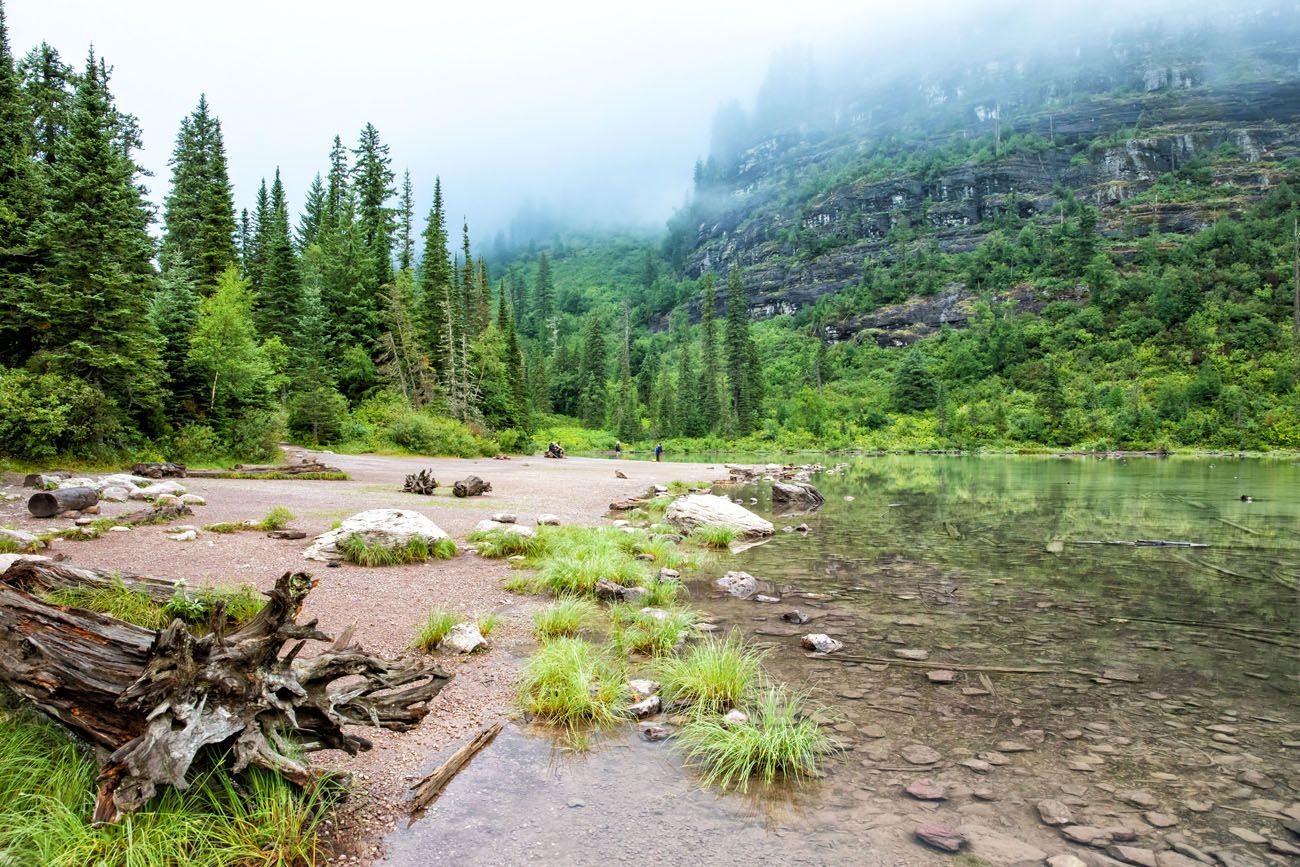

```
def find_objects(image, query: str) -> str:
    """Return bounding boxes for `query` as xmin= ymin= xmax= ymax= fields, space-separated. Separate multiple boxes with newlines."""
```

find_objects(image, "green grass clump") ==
xmin=412 ymin=608 xmax=462 ymax=652
xmin=534 ymin=527 xmax=648 ymax=596
xmin=642 ymin=496 xmax=675 ymax=521
xmin=338 ymin=534 xmax=457 ymax=566
xmin=653 ymin=633 xmax=765 ymax=713
xmin=667 ymin=481 xmax=711 ymax=495
xmin=611 ymin=606 xmax=698 ymax=656
xmin=504 ymin=574 xmax=543 ymax=594
xmin=468 ymin=528 xmax=547 ymax=559
xmin=0 ymin=693 xmax=335 ymax=865
xmin=476 ymin=612 xmax=502 ymax=637
xmin=43 ymin=580 xmax=265 ymax=632
xmin=532 ymin=597 xmax=598 ymax=640
xmin=162 ymin=585 xmax=266 ymax=627
xmin=254 ymin=506 xmax=294 ymax=531
xmin=689 ymin=525 xmax=741 ymax=549
xmin=518 ymin=637 xmax=627 ymax=728
xmin=677 ymin=688 xmax=830 ymax=791
xmin=202 ymin=522 xmax=247 ymax=534
xmin=641 ymin=577 xmax=684 ymax=607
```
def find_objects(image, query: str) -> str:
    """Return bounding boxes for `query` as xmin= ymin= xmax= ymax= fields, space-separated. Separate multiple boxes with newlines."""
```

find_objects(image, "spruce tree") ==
xmin=160 ymin=94 xmax=236 ymax=289
xmin=418 ymin=177 xmax=452 ymax=374
xmin=351 ymin=122 xmax=395 ymax=288
xmin=322 ymin=134 xmax=348 ymax=234
xmin=27 ymin=49 xmax=164 ymax=426
xmin=534 ymin=251 xmax=555 ymax=335
xmin=474 ymin=257 xmax=490 ymax=332
xmin=698 ymin=274 xmax=722 ymax=432
xmin=614 ymin=301 xmax=639 ymax=440
xmin=17 ymin=41 xmax=71 ymax=165
xmin=577 ymin=312 xmax=607 ymax=428
xmin=253 ymin=168 xmax=300 ymax=341
xmin=397 ymin=169 xmax=414 ymax=272
xmin=891 ymin=347 xmax=938 ymax=412
xmin=0 ymin=3 xmax=43 ymax=366
xmin=297 ymin=172 xmax=325 ymax=250
xmin=724 ymin=267 xmax=757 ymax=433
xmin=244 ymin=179 xmax=270 ymax=290
xmin=149 ymin=266 xmax=202 ymax=418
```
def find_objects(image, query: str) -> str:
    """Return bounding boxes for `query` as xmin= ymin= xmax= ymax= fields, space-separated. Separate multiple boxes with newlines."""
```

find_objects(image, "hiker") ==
xmin=614 ymin=440 xmax=622 ymax=457
xmin=654 ymin=442 xmax=663 ymax=462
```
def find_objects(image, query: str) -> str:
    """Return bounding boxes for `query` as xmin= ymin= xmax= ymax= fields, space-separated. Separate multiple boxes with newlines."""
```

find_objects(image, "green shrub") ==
xmin=255 ymin=506 xmax=294 ymax=531
xmin=385 ymin=412 xmax=489 ymax=458
xmin=532 ymin=598 xmax=598 ymax=640
xmin=167 ymin=424 xmax=225 ymax=465
xmin=227 ymin=410 xmax=286 ymax=463
xmin=518 ymin=637 xmax=626 ymax=727
xmin=0 ymin=369 xmax=122 ymax=461
xmin=677 ymin=688 xmax=829 ymax=791
xmin=412 ymin=609 xmax=461 ymax=652
xmin=287 ymin=388 xmax=349 ymax=444
xmin=338 ymin=534 xmax=457 ymax=566
xmin=653 ymin=633 xmax=765 ymax=713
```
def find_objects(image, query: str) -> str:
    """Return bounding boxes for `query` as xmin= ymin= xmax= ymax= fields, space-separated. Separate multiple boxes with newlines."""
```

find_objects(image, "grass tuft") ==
xmin=411 ymin=608 xmax=461 ymax=652
xmin=518 ymin=637 xmax=626 ymax=727
xmin=338 ymin=534 xmax=457 ymax=566
xmin=203 ymin=471 xmax=349 ymax=480
xmin=534 ymin=527 xmax=648 ymax=596
xmin=688 ymin=525 xmax=742 ymax=549
xmin=42 ymin=580 xmax=265 ymax=632
xmin=610 ymin=606 xmax=698 ymax=656
xmin=254 ymin=506 xmax=295 ymax=531
xmin=468 ymin=528 xmax=547 ymax=559
xmin=476 ymin=612 xmax=502 ymax=637
xmin=653 ymin=632 xmax=765 ymax=713
xmin=677 ymin=687 xmax=830 ymax=791
xmin=532 ymin=597 xmax=598 ymax=640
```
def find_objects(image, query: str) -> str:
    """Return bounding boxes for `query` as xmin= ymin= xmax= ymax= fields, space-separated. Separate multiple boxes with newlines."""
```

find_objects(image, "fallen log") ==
xmin=187 ymin=459 xmax=343 ymax=478
xmin=408 ymin=722 xmax=502 ymax=824
xmin=131 ymin=462 xmax=187 ymax=479
xmin=0 ymin=562 xmax=451 ymax=821
xmin=113 ymin=503 xmax=194 ymax=528
xmin=452 ymin=475 xmax=491 ymax=498
xmin=28 ymin=486 xmax=99 ymax=518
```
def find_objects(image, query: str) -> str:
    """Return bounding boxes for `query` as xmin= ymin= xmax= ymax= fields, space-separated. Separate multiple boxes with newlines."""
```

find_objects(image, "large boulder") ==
xmin=304 ymin=509 xmax=451 ymax=562
xmin=99 ymin=473 xmax=154 ymax=490
xmin=664 ymin=494 xmax=774 ymax=539
xmin=771 ymin=481 xmax=825 ymax=508
xmin=129 ymin=480 xmax=188 ymax=500
xmin=715 ymin=571 xmax=760 ymax=598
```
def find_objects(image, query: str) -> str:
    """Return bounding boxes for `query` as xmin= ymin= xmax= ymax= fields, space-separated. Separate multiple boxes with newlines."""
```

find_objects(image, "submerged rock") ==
xmin=304 ymin=509 xmax=451 ymax=562
xmin=715 ymin=571 xmax=759 ymax=598
xmin=905 ymin=778 xmax=946 ymax=801
xmin=901 ymin=743 xmax=942 ymax=765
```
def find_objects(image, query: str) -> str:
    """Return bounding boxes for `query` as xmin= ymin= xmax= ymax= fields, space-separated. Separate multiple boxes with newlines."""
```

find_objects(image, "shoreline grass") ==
xmin=518 ymin=637 xmax=627 ymax=728
xmin=338 ymin=534 xmax=457 ymax=566
xmin=532 ymin=598 xmax=598 ymax=640
xmin=652 ymin=633 xmax=765 ymax=713
xmin=688 ymin=526 xmax=741 ymax=549
xmin=204 ymin=505 xmax=295 ymax=535
xmin=411 ymin=609 xmax=461 ymax=652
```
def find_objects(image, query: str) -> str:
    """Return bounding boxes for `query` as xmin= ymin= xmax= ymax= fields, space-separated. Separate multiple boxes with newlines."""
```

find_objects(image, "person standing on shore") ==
xmin=614 ymin=440 xmax=622 ymax=457
xmin=654 ymin=442 xmax=663 ymax=462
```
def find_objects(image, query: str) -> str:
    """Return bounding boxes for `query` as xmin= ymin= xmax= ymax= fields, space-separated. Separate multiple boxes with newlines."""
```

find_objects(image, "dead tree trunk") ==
xmin=28 ymin=486 xmax=99 ymax=517
xmin=403 ymin=469 xmax=438 ymax=495
xmin=0 ymin=561 xmax=451 ymax=822
xmin=452 ymin=476 xmax=491 ymax=498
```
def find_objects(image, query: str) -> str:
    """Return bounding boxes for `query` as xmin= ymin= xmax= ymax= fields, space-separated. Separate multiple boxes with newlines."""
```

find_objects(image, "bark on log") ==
xmin=131 ymin=462 xmax=187 ymax=479
xmin=408 ymin=722 xmax=502 ymax=824
xmin=28 ymin=486 xmax=99 ymax=518
xmin=187 ymin=459 xmax=342 ymax=478
xmin=0 ymin=562 xmax=451 ymax=821
xmin=403 ymin=469 xmax=438 ymax=495
xmin=452 ymin=476 xmax=491 ymax=498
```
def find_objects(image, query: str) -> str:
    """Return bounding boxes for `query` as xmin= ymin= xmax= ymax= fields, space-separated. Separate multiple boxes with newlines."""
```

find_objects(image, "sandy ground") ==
xmin=0 ymin=448 xmax=728 ymax=863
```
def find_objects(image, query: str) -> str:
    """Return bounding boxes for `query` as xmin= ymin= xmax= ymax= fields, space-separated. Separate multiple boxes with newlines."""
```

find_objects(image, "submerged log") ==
xmin=408 ymin=722 xmax=502 ymax=824
xmin=0 ymin=562 xmax=451 ymax=821
xmin=452 ymin=475 xmax=491 ymax=498
xmin=28 ymin=486 xmax=99 ymax=518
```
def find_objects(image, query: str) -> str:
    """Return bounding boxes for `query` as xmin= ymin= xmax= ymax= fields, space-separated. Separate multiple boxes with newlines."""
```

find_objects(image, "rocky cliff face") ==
xmin=676 ymin=12 xmax=1300 ymax=339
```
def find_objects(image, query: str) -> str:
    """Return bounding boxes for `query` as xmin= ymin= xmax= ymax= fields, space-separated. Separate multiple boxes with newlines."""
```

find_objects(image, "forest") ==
xmin=4 ymin=3 xmax=1300 ymax=467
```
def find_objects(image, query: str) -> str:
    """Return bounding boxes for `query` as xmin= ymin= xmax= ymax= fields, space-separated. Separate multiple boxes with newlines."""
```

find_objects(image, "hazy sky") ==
xmin=11 ymin=0 xmax=1192 ymax=244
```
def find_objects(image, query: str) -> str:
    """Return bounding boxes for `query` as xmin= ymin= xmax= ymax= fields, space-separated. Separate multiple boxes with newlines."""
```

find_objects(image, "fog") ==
xmin=9 ymin=0 xmax=1264 ymax=248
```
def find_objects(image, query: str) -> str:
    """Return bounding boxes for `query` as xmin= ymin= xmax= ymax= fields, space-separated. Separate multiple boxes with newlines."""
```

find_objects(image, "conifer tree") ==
xmin=377 ymin=270 xmax=435 ymax=407
xmin=534 ymin=251 xmax=555 ymax=335
xmin=675 ymin=340 xmax=701 ymax=437
xmin=0 ymin=3 xmax=43 ymax=365
xmin=254 ymin=168 xmax=300 ymax=341
xmin=322 ymin=135 xmax=348 ymax=233
xmin=397 ymin=169 xmax=414 ymax=272
xmin=577 ymin=312 xmax=607 ymax=428
xmin=698 ymin=274 xmax=722 ymax=431
xmin=297 ymin=172 xmax=325 ymax=250
xmin=160 ymin=94 xmax=236 ymax=288
xmin=26 ymin=48 xmax=164 ymax=426
xmin=149 ymin=266 xmax=203 ymax=419
xmin=724 ymin=267 xmax=759 ymax=433
xmin=891 ymin=347 xmax=938 ymax=412
xmin=17 ymin=41 xmax=71 ymax=165
xmin=528 ymin=345 xmax=551 ymax=415
xmin=614 ymin=301 xmax=639 ymax=440
xmin=351 ymin=122 xmax=395 ymax=288
xmin=474 ymin=257 xmax=490 ymax=332
xmin=418 ymin=177 xmax=452 ymax=373
xmin=244 ymin=179 xmax=270 ymax=290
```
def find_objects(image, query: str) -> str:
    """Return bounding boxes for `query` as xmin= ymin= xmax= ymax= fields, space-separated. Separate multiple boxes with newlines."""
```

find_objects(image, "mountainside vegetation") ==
xmin=5 ymin=3 xmax=1300 ymax=467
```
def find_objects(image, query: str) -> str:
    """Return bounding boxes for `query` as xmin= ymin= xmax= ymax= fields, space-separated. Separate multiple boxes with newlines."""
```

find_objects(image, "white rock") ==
xmin=129 ymin=480 xmax=187 ymax=500
xmin=108 ymin=526 xmax=131 ymax=533
xmin=639 ymin=607 xmax=670 ymax=622
xmin=474 ymin=519 xmax=535 ymax=537
xmin=99 ymin=486 xmax=131 ymax=502
xmin=179 ymin=494 xmax=206 ymax=506
xmin=536 ymin=514 xmax=560 ymax=526
xmin=304 ymin=509 xmax=451 ymax=562
xmin=627 ymin=695 xmax=661 ymax=718
xmin=57 ymin=477 xmax=97 ymax=490
xmin=0 ymin=553 xmax=50 ymax=575
xmin=627 ymin=679 xmax=660 ymax=699
xmin=715 ymin=571 xmax=759 ymax=598
xmin=665 ymin=494 xmax=774 ymax=539
xmin=155 ymin=494 xmax=181 ymax=508
xmin=0 ymin=527 xmax=43 ymax=551
xmin=490 ymin=512 xmax=516 ymax=524
xmin=99 ymin=474 xmax=153 ymax=489
xmin=801 ymin=633 xmax=844 ymax=653
xmin=437 ymin=622 xmax=487 ymax=654
xmin=724 ymin=708 xmax=749 ymax=725
xmin=169 ymin=529 xmax=198 ymax=542
xmin=653 ymin=484 xmax=668 ymax=493
xmin=610 ymin=519 xmax=629 ymax=527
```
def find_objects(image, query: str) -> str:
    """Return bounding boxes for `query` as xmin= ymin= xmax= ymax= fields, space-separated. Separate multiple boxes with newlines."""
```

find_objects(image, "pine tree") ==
xmin=698 ymin=274 xmax=722 ymax=431
xmin=26 ymin=49 xmax=164 ymax=426
xmin=528 ymin=345 xmax=551 ymax=415
xmin=292 ymin=249 xmax=334 ymax=389
xmin=253 ymin=168 xmax=300 ymax=341
xmin=418 ymin=177 xmax=453 ymax=374
xmin=0 ymin=3 xmax=43 ymax=366
xmin=149 ymin=267 xmax=202 ymax=418
xmin=675 ymin=340 xmax=701 ymax=437
xmin=322 ymin=135 xmax=348 ymax=234
xmin=614 ymin=301 xmax=639 ymax=440
xmin=318 ymin=188 xmax=373 ymax=351
xmin=17 ymin=41 xmax=71 ymax=165
xmin=296 ymin=172 xmax=325 ymax=250
xmin=891 ymin=347 xmax=938 ymax=412
xmin=244 ymin=179 xmax=270 ymax=290
xmin=577 ymin=312 xmax=607 ymax=428
xmin=397 ymin=169 xmax=414 ymax=272
xmin=724 ymin=267 xmax=757 ymax=433
xmin=160 ymin=94 xmax=236 ymax=289
xmin=534 ymin=251 xmax=555 ymax=335
xmin=237 ymin=208 xmax=250 ymax=264
xmin=351 ymin=122 xmax=395 ymax=289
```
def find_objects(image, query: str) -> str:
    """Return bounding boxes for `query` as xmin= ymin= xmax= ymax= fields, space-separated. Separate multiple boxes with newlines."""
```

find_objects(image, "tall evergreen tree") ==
xmin=0 ymin=3 xmax=43 ymax=366
xmin=149 ymin=267 xmax=202 ymax=418
xmin=351 ymin=122 xmax=395 ymax=288
xmin=397 ymin=169 xmax=414 ymax=272
xmin=577 ymin=312 xmax=607 ymax=428
xmin=253 ymin=168 xmax=300 ymax=341
xmin=474 ymin=257 xmax=490 ymax=332
xmin=614 ymin=300 xmax=639 ymax=440
xmin=418 ymin=177 xmax=452 ymax=374
xmin=245 ymin=179 xmax=270 ymax=290
xmin=26 ymin=49 xmax=164 ymax=426
xmin=322 ymin=134 xmax=348 ymax=234
xmin=17 ymin=41 xmax=71 ymax=166
xmin=296 ymin=172 xmax=325 ymax=250
xmin=724 ymin=267 xmax=759 ymax=433
xmin=698 ymin=274 xmax=722 ymax=431
xmin=160 ymin=94 xmax=236 ymax=289
xmin=534 ymin=251 xmax=555 ymax=334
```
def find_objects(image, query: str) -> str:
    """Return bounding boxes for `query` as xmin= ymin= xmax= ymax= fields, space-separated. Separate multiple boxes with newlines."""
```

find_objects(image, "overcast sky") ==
xmin=12 ymin=0 xmax=1196 ymax=244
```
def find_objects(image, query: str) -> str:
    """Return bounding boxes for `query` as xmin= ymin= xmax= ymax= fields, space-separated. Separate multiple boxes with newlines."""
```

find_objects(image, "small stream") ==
xmin=384 ymin=455 xmax=1300 ymax=866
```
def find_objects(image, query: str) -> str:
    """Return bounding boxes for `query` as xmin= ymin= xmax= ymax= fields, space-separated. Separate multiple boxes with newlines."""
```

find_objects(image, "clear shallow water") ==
xmin=386 ymin=456 xmax=1300 ymax=866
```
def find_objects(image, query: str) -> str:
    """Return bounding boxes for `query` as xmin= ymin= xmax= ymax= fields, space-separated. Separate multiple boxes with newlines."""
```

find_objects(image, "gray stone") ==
xmin=437 ymin=622 xmax=488 ymax=654
xmin=928 ymin=669 xmax=957 ymax=683
xmin=1047 ymin=856 xmax=1088 ymax=867
xmin=962 ymin=758 xmax=992 ymax=774
xmin=1060 ymin=825 xmax=1113 ymax=847
xmin=1237 ymin=769 xmax=1274 ymax=790
xmin=781 ymin=610 xmax=811 ymax=624
xmin=129 ymin=480 xmax=187 ymax=500
xmin=958 ymin=824 xmax=1046 ymax=867
xmin=723 ymin=708 xmax=748 ymax=725
xmin=901 ymin=743 xmax=942 ymax=765
xmin=490 ymin=512 xmax=516 ymax=524
xmin=1227 ymin=827 xmax=1267 ymax=844
xmin=800 ymin=633 xmax=843 ymax=653
xmin=893 ymin=647 xmax=929 ymax=660
xmin=304 ymin=509 xmax=451 ymax=562
xmin=536 ymin=513 xmax=560 ymax=526
xmin=627 ymin=695 xmax=661 ymax=718
xmin=1036 ymin=799 xmax=1073 ymax=826
xmin=664 ymin=494 xmax=774 ymax=538
xmin=715 ymin=571 xmax=760 ymax=598
xmin=1108 ymin=846 xmax=1158 ymax=867
xmin=474 ymin=519 xmax=535 ymax=537
xmin=168 ymin=529 xmax=198 ymax=542
xmin=1144 ymin=811 xmax=1177 ymax=828
xmin=905 ymin=778 xmax=946 ymax=801
xmin=1154 ymin=853 xmax=1204 ymax=867
xmin=640 ymin=724 xmax=669 ymax=742
xmin=99 ymin=486 xmax=131 ymax=502
xmin=1121 ymin=790 xmax=1160 ymax=809
xmin=0 ymin=527 xmax=42 ymax=551
xmin=179 ymin=494 xmax=206 ymax=506
xmin=627 ymin=679 xmax=660 ymax=699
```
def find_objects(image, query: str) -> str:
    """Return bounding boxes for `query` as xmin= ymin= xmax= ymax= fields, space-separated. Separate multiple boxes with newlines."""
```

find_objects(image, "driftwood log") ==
xmin=452 ymin=476 xmax=491 ymax=498
xmin=131 ymin=462 xmax=187 ymax=479
xmin=187 ymin=458 xmax=342 ymax=478
xmin=408 ymin=721 xmax=502 ymax=824
xmin=402 ymin=469 xmax=438 ymax=495
xmin=28 ymin=486 xmax=99 ymax=518
xmin=0 ymin=560 xmax=451 ymax=822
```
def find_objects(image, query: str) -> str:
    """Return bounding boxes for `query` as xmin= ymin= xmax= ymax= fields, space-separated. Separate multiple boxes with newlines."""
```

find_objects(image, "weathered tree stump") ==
xmin=28 ymin=486 xmax=99 ymax=518
xmin=452 ymin=476 xmax=491 ymax=498
xmin=0 ymin=561 xmax=451 ymax=822
xmin=402 ymin=469 xmax=438 ymax=495
xmin=131 ymin=462 xmax=187 ymax=479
